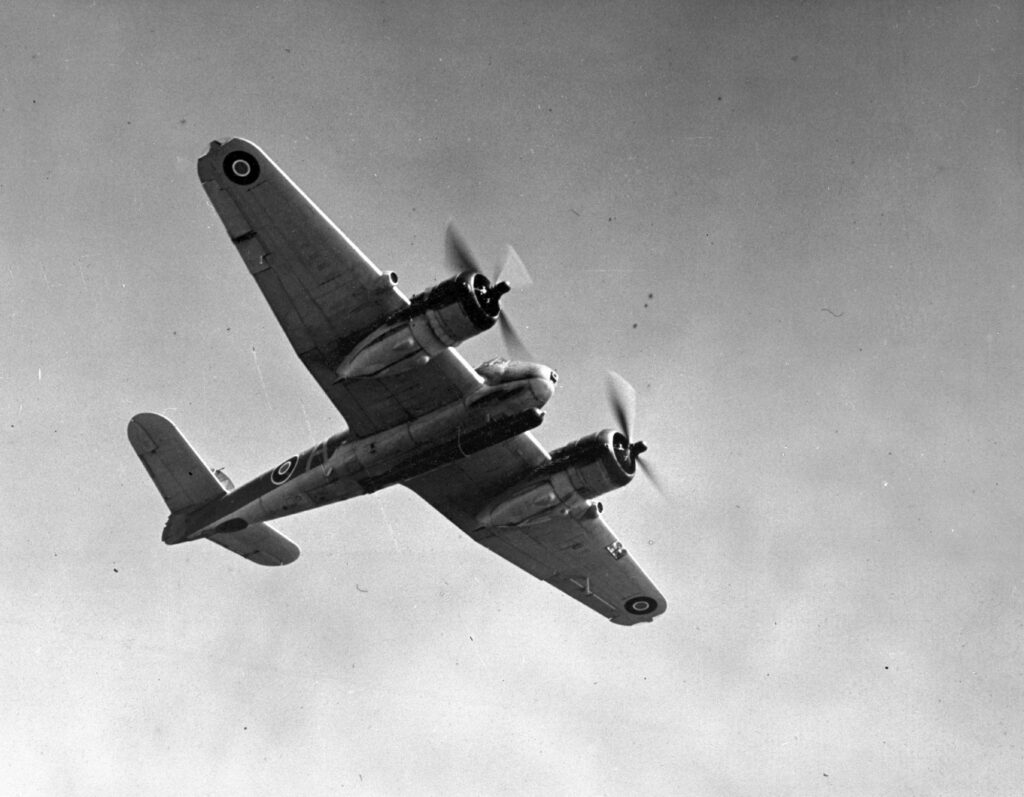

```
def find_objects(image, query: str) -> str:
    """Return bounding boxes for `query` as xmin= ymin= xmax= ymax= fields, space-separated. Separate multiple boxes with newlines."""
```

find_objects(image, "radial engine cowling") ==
xmin=336 ymin=272 xmax=508 ymax=379
xmin=477 ymin=429 xmax=637 ymax=528
xmin=543 ymin=429 xmax=637 ymax=499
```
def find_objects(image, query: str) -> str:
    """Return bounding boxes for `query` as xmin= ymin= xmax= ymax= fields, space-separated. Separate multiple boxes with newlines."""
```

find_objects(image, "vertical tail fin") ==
xmin=128 ymin=413 xmax=226 ymax=513
xmin=127 ymin=413 xmax=299 ymax=566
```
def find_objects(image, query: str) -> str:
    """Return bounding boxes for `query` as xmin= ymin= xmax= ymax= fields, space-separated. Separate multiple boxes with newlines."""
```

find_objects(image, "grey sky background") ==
xmin=2 ymin=1 xmax=1023 ymax=794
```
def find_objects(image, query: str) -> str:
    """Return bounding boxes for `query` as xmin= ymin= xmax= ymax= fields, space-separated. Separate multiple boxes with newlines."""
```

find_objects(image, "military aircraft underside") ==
xmin=128 ymin=138 xmax=666 ymax=625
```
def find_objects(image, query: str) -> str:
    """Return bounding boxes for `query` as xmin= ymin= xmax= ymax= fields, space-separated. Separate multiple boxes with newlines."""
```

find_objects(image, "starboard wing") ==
xmin=197 ymin=138 xmax=482 ymax=436
xmin=403 ymin=433 xmax=666 ymax=625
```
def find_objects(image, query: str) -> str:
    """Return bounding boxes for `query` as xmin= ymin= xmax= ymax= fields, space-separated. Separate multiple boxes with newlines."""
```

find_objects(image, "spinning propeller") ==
xmin=607 ymin=371 xmax=663 ymax=493
xmin=445 ymin=223 xmax=533 ymax=360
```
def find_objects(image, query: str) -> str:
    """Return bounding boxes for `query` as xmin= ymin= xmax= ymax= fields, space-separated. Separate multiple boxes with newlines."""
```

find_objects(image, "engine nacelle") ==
xmin=476 ymin=429 xmax=634 ymax=528
xmin=336 ymin=272 xmax=507 ymax=379
xmin=543 ymin=429 xmax=636 ymax=498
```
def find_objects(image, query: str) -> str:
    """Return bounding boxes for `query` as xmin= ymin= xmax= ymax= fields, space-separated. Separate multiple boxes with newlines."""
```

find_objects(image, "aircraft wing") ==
xmin=197 ymin=138 xmax=482 ymax=437
xmin=404 ymin=433 xmax=667 ymax=625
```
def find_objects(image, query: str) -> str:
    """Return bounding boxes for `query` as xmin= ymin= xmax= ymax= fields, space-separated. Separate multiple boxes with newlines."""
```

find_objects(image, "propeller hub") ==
xmin=607 ymin=373 xmax=663 ymax=493
xmin=445 ymin=223 xmax=532 ymax=358
xmin=472 ymin=275 xmax=510 ymax=317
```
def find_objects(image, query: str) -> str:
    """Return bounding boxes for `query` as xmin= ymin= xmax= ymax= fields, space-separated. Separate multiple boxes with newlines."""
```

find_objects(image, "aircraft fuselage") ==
xmin=166 ymin=368 xmax=555 ymax=544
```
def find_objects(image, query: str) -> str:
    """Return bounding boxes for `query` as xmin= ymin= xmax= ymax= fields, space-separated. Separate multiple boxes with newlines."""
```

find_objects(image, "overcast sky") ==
xmin=3 ymin=1 xmax=1023 ymax=794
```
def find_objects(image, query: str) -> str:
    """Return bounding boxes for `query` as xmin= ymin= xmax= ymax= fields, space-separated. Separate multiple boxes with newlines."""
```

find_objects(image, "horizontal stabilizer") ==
xmin=208 ymin=522 xmax=300 ymax=566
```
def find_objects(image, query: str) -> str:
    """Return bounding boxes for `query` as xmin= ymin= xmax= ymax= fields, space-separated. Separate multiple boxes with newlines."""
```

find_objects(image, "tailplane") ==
xmin=127 ymin=413 xmax=299 ymax=566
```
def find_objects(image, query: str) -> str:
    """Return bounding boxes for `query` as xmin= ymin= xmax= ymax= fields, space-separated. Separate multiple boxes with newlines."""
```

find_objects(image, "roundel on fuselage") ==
xmin=223 ymin=150 xmax=260 ymax=185
xmin=270 ymin=455 xmax=299 ymax=485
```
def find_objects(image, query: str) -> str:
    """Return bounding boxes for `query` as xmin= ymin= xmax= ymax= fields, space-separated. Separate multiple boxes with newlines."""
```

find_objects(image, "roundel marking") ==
xmin=223 ymin=151 xmax=260 ymax=185
xmin=270 ymin=456 xmax=299 ymax=485
xmin=625 ymin=596 xmax=658 ymax=615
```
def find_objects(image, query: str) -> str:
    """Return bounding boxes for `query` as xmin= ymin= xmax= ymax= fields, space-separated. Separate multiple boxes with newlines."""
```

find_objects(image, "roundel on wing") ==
xmin=223 ymin=150 xmax=260 ymax=185
xmin=270 ymin=456 xmax=299 ymax=485
xmin=625 ymin=596 xmax=658 ymax=615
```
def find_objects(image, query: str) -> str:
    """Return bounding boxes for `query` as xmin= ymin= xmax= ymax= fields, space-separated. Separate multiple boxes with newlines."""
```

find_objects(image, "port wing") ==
xmin=198 ymin=138 xmax=482 ymax=437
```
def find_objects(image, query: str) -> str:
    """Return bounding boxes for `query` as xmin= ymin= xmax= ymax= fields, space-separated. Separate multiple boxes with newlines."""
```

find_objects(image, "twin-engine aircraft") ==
xmin=128 ymin=138 xmax=666 ymax=625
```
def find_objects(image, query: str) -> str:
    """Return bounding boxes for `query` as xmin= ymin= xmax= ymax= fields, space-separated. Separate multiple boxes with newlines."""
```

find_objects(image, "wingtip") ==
xmin=204 ymin=136 xmax=259 ymax=153
xmin=610 ymin=594 xmax=667 ymax=625
xmin=202 ymin=138 xmax=228 ymax=158
xmin=197 ymin=137 xmax=266 ymax=183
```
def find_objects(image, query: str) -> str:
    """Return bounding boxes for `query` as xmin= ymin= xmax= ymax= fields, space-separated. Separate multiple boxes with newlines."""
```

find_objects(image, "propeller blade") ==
xmin=499 ymin=314 xmax=532 ymax=361
xmin=444 ymin=224 xmax=537 ymax=360
xmin=444 ymin=222 xmax=482 ymax=275
xmin=637 ymin=456 xmax=665 ymax=495
xmin=607 ymin=371 xmax=666 ymax=494
xmin=496 ymin=244 xmax=533 ymax=289
xmin=607 ymin=371 xmax=637 ymax=440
